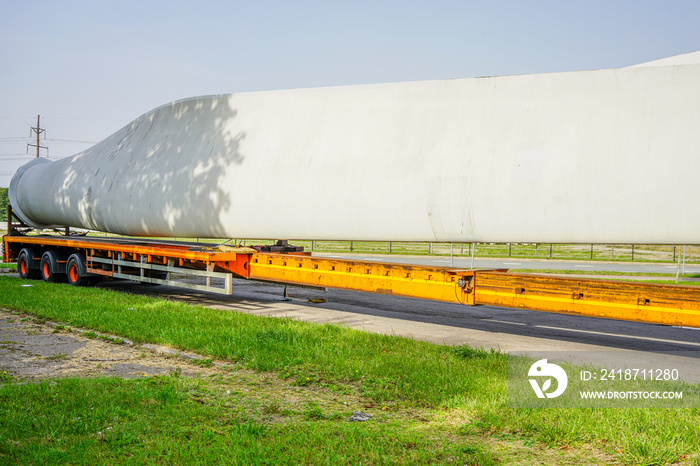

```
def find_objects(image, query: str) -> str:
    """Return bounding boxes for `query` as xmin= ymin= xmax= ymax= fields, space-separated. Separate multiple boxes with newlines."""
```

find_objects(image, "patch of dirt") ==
xmin=0 ymin=308 xmax=224 ymax=380
xmin=0 ymin=309 xmax=384 ymax=425
xmin=0 ymin=308 xmax=381 ymax=416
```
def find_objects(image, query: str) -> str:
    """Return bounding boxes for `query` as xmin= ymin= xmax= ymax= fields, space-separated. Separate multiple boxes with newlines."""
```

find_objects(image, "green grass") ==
xmin=0 ymin=376 xmax=482 ymax=464
xmin=1 ymin=276 xmax=699 ymax=464
xmin=516 ymin=269 xmax=688 ymax=277
xmin=619 ymin=279 xmax=700 ymax=286
xmin=285 ymin=241 xmax=700 ymax=264
xmin=514 ymin=269 xmax=700 ymax=286
xmin=0 ymin=277 xmax=499 ymax=405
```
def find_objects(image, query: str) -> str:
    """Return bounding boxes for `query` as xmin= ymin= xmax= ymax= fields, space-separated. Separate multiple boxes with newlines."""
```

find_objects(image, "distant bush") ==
xmin=0 ymin=188 xmax=7 ymax=222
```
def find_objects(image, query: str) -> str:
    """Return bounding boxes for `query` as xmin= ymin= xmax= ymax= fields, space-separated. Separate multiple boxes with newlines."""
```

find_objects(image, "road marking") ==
xmin=503 ymin=262 xmax=522 ymax=265
xmin=486 ymin=319 xmax=527 ymax=326
xmin=574 ymin=265 xmax=594 ymax=268
xmin=535 ymin=325 xmax=700 ymax=346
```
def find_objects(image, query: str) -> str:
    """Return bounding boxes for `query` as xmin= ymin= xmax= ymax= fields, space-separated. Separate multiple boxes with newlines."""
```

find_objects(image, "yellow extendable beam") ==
xmin=473 ymin=272 xmax=700 ymax=328
xmin=249 ymin=253 xmax=475 ymax=304
xmin=250 ymin=255 xmax=700 ymax=328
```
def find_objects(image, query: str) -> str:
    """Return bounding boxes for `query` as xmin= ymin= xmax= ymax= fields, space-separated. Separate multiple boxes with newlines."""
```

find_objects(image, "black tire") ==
xmin=17 ymin=248 xmax=41 ymax=280
xmin=40 ymin=250 xmax=67 ymax=283
xmin=66 ymin=253 xmax=91 ymax=286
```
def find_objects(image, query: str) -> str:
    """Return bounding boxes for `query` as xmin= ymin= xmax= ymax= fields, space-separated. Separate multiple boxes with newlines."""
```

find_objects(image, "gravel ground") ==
xmin=0 ymin=308 xmax=224 ymax=381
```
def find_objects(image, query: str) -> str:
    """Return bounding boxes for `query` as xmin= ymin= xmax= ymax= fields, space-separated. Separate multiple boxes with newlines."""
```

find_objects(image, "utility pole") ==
xmin=27 ymin=115 xmax=48 ymax=157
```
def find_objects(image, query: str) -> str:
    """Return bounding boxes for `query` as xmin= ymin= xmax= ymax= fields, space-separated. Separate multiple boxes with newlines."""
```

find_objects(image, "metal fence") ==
xmin=281 ymin=241 xmax=699 ymax=264
xmin=2 ymin=227 xmax=698 ymax=265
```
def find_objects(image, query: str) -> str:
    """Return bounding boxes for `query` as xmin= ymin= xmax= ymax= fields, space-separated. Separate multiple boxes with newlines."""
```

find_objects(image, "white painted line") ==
xmin=487 ymin=319 xmax=527 ymax=326
xmin=535 ymin=325 xmax=700 ymax=347
xmin=574 ymin=265 xmax=594 ymax=268
xmin=503 ymin=262 xmax=522 ymax=265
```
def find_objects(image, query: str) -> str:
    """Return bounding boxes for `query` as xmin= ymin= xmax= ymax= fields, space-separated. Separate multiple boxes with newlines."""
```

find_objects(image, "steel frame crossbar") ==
xmin=88 ymin=255 xmax=233 ymax=295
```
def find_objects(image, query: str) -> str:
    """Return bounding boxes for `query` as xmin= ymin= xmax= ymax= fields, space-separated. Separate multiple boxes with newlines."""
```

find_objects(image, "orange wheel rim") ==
xmin=43 ymin=262 xmax=50 ymax=278
xmin=20 ymin=259 xmax=27 ymax=275
xmin=70 ymin=264 xmax=79 ymax=283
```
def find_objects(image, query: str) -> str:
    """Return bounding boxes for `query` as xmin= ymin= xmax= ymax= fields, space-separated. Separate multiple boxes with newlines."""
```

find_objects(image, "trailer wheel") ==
xmin=40 ymin=251 xmax=67 ymax=283
xmin=18 ymin=248 xmax=41 ymax=280
xmin=66 ymin=254 xmax=94 ymax=287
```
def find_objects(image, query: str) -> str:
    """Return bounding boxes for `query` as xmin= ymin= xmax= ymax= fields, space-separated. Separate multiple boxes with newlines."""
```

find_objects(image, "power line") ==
xmin=0 ymin=154 xmax=67 ymax=161
xmin=0 ymin=138 xmax=97 ymax=144
xmin=27 ymin=115 xmax=48 ymax=158
xmin=42 ymin=116 xmax=128 ymax=122
xmin=0 ymin=116 xmax=127 ymax=122
xmin=47 ymin=138 xmax=97 ymax=144
xmin=1 ymin=118 xmax=98 ymax=160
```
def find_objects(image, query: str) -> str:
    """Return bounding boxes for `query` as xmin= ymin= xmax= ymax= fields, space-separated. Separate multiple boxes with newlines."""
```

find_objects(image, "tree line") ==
xmin=0 ymin=188 xmax=8 ymax=222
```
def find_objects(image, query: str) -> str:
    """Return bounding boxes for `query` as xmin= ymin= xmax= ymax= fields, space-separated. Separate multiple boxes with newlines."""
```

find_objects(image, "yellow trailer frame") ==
xmin=4 ymin=227 xmax=700 ymax=328
xmin=248 ymin=252 xmax=700 ymax=328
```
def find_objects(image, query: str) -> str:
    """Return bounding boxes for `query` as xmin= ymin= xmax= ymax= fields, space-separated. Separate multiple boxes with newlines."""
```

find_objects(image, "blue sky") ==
xmin=1 ymin=0 xmax=699 ymax=186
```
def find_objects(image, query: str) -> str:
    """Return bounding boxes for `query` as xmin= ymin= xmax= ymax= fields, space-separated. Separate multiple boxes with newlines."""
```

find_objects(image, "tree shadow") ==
xmin=49 ymin=95 xmax=244 ymax=237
